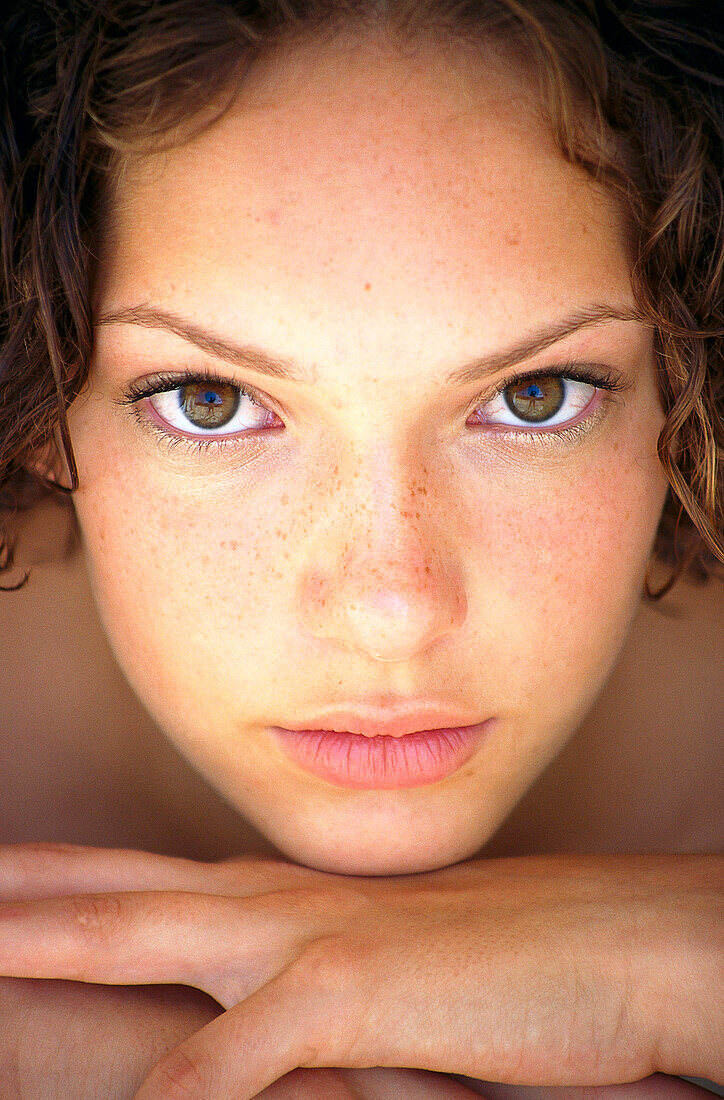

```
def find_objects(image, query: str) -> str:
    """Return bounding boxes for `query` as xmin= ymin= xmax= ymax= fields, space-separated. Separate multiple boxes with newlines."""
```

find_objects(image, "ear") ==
xmin=24 ymin=427 xmax=74 ymax=491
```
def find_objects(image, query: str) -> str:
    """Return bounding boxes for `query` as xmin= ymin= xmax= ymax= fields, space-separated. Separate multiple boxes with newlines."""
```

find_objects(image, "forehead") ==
xmin=96 ymin=33 xmax=633 ymax=371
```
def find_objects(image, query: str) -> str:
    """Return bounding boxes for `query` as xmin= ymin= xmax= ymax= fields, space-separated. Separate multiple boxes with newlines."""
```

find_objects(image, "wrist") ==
xmin=638 ymin=855 xmax=723 ymax=1082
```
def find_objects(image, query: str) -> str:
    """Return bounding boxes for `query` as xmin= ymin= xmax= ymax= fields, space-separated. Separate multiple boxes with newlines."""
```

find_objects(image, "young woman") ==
xmin=0 ymin=1 xmax=722 ymax=1097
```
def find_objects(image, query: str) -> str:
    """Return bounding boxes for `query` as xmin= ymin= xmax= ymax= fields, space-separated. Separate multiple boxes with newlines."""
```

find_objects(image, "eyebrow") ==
xmin=96 ymin=301 xmax=645 ymax=387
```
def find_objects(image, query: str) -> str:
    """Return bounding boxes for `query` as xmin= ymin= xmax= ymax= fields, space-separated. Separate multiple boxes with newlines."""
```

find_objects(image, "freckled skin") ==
xmin=65 ymin=33 xmax=669 ymax=875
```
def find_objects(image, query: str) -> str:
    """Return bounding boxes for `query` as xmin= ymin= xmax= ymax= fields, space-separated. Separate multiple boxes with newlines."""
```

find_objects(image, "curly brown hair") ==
xmin=1 ymin=0 xmax=722 ymax=598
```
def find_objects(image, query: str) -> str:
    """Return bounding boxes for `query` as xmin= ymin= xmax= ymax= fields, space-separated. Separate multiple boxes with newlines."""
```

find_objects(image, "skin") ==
xmin=61 ymin=30 xmax=670 ymax=878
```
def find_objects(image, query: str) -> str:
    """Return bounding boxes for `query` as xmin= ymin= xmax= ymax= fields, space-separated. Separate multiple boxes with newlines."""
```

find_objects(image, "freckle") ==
xmin=504 ymin=231 xmax=519 ymax=246
xmin=230 ymin=540 xmax=237 ymax=551
xmin=364 ymin=282 xmax=372 ymax=290
xmin=280 ymin=493 xmax=289 ymax=505
xmin=267 ymin=208 xmax=281 ymax=225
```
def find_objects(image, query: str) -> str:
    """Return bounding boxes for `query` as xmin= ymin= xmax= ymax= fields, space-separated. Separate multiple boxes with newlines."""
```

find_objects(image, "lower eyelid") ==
xmin=522 ymin=405 xmax=605 ymax=441
xmin=493 ymin=394 xmax=612 ymax=443
xmin=473 ymin=390 xmax=614 ymax=445
xmin=129 ymin=406 xmax=253 ymax=454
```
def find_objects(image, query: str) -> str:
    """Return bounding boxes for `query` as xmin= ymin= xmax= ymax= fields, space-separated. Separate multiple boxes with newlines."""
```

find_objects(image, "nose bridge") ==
xmin=328 ymin=434 xmax=443 ymax=566
xmin=345 ymin=435 xmax=426 ymax=539
xmin=299 ymin=438 xmax=467 ymax=661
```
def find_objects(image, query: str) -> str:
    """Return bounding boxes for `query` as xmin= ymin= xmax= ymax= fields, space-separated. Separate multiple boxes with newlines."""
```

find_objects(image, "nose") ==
xmin=298 ymin=447 xmax=467 ymax=662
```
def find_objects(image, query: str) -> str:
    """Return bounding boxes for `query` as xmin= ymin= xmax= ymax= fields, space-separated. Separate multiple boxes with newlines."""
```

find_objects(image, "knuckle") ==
xmin=67 ymin=892 xmax=125 ymax=941
xmin=145 ymin=1046 xmax=212 ymax=1100
xmin=298 ymin=931 xmax=355 ymax=988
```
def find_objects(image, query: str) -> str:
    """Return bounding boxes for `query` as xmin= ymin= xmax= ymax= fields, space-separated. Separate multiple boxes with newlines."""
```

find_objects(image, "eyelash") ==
xmin=116 ymin=363 xmax=626 ymax=454
xmin=470 ymin=364 xmax=625 ymax=445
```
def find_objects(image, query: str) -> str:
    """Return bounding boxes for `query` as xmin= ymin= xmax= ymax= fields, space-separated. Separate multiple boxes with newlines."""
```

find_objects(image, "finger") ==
xmin=133 ymin=958 xmax=350 ymax=1100
xmin=0 ymin=842 xmax=311 ymax=901
xmin=0 ymin=888 xmax=305 ymax=1001
xmin=0 ymin=843 xmax=216 ymax=900
xmin=133 ymin=976 xmax=485 ymax=1100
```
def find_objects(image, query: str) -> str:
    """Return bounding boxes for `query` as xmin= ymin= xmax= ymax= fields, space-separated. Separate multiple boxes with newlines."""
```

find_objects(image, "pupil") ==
xmin=504 ymin=375 xmax=564 ymax=423
xmin=181 ymin=381 xmax=240 ymax=428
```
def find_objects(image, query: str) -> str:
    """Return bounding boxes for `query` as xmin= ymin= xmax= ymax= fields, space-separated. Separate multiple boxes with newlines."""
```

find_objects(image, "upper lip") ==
xmin=277 ymin=700 xmax=485 ymax=738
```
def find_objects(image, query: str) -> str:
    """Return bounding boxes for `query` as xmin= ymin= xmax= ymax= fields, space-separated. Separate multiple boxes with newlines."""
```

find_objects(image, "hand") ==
xmin=2 ymin=976 xmax=493 ymax=1100
xmin=0 ymin=846 xmax=483 ymax=1100
xmin=0 ymin=844 xmax=720 ymax=1100
xmin=0 ymin=982 xmax=706 ymax=1100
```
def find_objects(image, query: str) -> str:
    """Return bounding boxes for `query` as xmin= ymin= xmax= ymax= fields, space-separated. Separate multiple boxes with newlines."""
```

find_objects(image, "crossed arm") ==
xmin=0 ymin=844 xmax=721 ymax=1099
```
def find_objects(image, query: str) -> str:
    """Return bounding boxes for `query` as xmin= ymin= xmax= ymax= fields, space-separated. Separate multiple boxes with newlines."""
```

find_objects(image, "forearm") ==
xmin=634 ymin=853 xmax=723 ymax=1083
xmin=0 ymin=976 xmax=222 ymax=1100
xmin=450 ymin=1074 xmax=723 ymax=1097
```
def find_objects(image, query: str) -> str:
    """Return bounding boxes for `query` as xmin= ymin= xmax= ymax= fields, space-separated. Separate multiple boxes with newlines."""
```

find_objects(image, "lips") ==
xmin=270 ymin=720 xmax=494 ymax=788
xmin=277 ymin=701 xmax=485 ymax=739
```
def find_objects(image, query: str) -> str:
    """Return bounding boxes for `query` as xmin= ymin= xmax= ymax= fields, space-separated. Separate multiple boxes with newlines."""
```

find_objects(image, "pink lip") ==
xmin=269 ymin=719 xmax=495 ymax=789
xmin=278 ymin=703 xmax=486 ymax=739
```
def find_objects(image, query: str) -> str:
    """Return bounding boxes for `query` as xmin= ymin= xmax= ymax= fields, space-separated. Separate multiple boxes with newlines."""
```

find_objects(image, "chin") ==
xmin=270 ymin=832 xmax=481 ymax=877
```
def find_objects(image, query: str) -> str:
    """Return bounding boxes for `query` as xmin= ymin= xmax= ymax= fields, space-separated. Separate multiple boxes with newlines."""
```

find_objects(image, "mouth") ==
xmin=277 ymin=701 xmax=488 ymax=739
xmin=269 ymin=718 xmax=495 ymax=789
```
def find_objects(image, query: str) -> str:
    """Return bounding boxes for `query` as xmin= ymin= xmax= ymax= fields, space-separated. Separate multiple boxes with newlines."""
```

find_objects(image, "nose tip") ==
xmin=297 ymin=442 xmax=468 ymax=661
xmin=301 ymin=548 xmax=467 ymax=662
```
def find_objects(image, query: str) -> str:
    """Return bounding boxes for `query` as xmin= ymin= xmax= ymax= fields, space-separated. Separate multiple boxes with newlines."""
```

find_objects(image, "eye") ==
xmin=471 ymin=371 xmax=602 ymax=432
xmin=134 ymin=377 xmax=281 ymax=437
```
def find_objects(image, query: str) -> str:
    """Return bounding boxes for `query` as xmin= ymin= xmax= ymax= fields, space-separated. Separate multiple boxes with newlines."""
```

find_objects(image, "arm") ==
xmin=630 ymin=853 xmax=723 ymax=1083
xmin=0 ymin=976 xmax=490 ymax=1100
xmin=2 ymin=979 xmax=708 ymax=1100
xmin=452 ymin=1076 xmax=722 ymax=1097
xmin=1 ymin=846 xmax=721 ymax=1097
xmin=0 ymin=976 xmax=221 ymax=1100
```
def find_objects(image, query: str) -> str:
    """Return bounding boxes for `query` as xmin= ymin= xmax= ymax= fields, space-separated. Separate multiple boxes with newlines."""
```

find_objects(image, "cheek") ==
xmin=458 ymin=419 xmax=668 ymax=698
xmin=70 ymin=445 xmax=295 ymax=709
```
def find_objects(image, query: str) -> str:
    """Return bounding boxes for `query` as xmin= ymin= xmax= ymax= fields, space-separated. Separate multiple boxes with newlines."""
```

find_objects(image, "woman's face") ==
xmin=66 ymin=34 xmax=668 ymax=874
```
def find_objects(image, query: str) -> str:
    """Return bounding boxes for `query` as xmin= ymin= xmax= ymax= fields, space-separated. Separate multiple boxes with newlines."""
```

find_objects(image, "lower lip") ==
xmin=270 ymin=720 xmax=494 ymax=789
